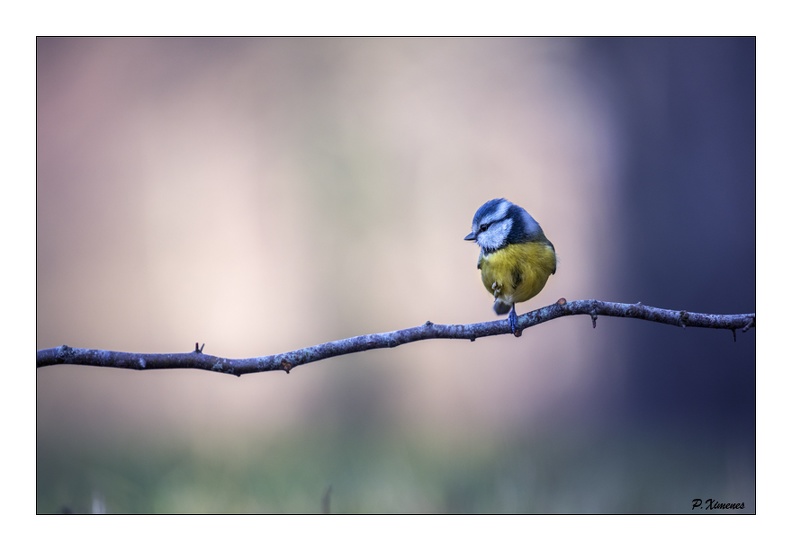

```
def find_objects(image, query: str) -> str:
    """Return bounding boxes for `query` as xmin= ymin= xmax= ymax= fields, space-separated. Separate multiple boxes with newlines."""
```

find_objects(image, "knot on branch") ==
xmin=56 ymin=344 xmax=75 ymax=363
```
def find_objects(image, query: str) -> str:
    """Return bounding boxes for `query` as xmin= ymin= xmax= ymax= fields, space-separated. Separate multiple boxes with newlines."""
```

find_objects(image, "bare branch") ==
xmin=36 ymin=299 xmax=755 ymax=376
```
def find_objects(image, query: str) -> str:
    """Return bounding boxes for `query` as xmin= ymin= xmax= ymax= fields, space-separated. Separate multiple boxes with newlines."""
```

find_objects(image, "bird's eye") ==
xmin=480 ymin=223 xmax=490 ymax=232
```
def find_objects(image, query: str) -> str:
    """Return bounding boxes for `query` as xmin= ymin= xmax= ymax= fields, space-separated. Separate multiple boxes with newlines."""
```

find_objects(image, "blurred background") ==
xmin=36 ymin=37 xmax=755 ymax=513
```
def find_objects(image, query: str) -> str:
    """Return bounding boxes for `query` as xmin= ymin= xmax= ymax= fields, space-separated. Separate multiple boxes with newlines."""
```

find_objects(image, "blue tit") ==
xmin=464 ymin=198 xmax=557 ymax=335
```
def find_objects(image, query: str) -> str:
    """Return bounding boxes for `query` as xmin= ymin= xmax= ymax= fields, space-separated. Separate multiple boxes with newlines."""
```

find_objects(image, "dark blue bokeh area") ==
xmin=585 ymin=38 xmax=755 ymax=473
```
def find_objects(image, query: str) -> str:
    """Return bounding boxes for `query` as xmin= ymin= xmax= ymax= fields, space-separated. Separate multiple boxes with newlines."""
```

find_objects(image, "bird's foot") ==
xmin=508 ymin=306 xmax=522 ymax=337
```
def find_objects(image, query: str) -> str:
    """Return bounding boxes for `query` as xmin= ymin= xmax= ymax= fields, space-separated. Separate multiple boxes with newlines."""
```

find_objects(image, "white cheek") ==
xmin=477 ymin=218 xmax=512 ymax=250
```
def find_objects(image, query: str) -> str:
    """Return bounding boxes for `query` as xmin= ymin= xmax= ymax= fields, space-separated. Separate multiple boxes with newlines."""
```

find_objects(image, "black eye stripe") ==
xmin=479 ymin=216 xmax=508 ymax=231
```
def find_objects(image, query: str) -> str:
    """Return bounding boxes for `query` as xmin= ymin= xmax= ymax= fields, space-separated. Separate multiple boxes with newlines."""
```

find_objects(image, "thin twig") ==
xmin=35 ymin=299 xmax=755 ymax=377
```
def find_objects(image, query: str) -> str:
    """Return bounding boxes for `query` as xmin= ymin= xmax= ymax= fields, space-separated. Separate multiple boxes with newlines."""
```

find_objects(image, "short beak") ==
xmin=464 ymin=231 xmax=477 ymax=241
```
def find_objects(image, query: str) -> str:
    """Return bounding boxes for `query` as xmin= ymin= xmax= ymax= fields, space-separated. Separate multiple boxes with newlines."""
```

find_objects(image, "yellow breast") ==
xmin=479 ymin=241 xmax=556 ymax=310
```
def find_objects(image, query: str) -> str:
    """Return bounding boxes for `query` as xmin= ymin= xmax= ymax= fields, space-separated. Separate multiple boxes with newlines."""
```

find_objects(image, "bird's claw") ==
xmin=508 ymin=306 xmax=521 ymax=337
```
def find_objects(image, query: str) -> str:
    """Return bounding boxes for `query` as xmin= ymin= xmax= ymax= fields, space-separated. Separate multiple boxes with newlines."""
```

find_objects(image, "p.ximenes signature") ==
xmin=692 ymin=498 xmax=745 ymax=511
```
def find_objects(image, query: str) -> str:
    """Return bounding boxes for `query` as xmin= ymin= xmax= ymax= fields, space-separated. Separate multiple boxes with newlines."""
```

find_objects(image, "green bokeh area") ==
xmin=37 ymin=428 xmax=753 ymax=514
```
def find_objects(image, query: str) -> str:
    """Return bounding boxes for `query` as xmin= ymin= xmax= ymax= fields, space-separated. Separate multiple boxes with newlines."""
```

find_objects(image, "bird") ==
xmin=464 ymin=198 xmax=557 ymax=335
